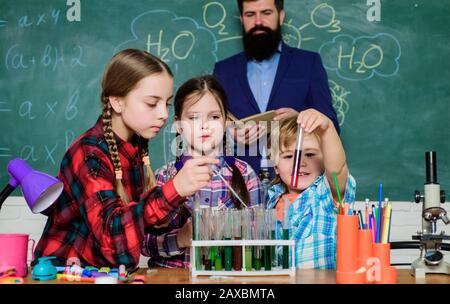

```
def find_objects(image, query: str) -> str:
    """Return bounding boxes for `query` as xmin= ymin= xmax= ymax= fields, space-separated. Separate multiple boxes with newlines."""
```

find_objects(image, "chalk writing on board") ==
xmin=65 ymin=130 xmax=75 ymax=151
xmin=0 ymin=102 xmax=12 ymax=112
xmin=65 ymin=89 xmax=79 ymax=121
xmin=17 ymin=9 xmax=62 ymax=28
xmin=208 ymin=1 xmax=342 ymax=49
xmin=0 ymin=148 xmax=12 ymax=158
xmin=12 ymin=89 xmax=79 ymax=121
xmin=19 ymin=142 xmax=67 ymax=165
xmin=0 ymin=19 xmax=8 ymax=28
xmin=19 ymin=101 xmax=36 ymax=120
xmin=329 ymin=80 xmax=351 ymax=126
xmin=4 ymin=44 xmax=87 ymax=71
xmin=310 ymin=3 xmax=342 ymax=33
xmin=203 ymin=1 xmax=229 ymax=36
xmin=319 ymin=33 xmax=401 ymax=81
xmin=115 ymin=10 xmax=218 ymax=74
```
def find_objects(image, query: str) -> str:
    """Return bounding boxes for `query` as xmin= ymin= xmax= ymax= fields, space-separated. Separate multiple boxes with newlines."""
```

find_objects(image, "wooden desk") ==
xmin=21 ymin=268 xmax=450 ymax=284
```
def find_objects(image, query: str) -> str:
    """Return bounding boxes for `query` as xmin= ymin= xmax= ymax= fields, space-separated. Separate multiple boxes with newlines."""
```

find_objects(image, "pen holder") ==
xmin=336 ymin=215 xmax=365 ymax=284
xmin=357 ymin=229 xmax=373 ymax=283
xmin=372 ymin=243 xmax=397 ymax=284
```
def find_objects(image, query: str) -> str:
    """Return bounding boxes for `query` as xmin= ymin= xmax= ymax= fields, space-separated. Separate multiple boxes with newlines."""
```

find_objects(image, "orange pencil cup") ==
xmin=372 ymin=243 xmax=397 ymax=284
xmin=357 ymin=229 xmax=373 ymax=283
xmin=336 ymin=215 xmax=365 ymax=284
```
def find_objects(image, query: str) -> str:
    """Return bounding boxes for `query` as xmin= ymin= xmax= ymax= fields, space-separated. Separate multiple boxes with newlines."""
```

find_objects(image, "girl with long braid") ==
xmin=33 ymin=49 xmax=218 ymax=270
xmin=141 ymin=75 xmax=264 ymax=268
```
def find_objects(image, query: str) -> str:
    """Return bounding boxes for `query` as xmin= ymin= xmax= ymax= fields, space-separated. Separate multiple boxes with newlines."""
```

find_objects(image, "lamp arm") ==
xmin=0 ymin=184 xmax=17 ymax=211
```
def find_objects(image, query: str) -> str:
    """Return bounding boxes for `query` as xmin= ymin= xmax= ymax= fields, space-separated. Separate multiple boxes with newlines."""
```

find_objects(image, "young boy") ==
xmin=267 ymin=109 xmax=356 ymax=269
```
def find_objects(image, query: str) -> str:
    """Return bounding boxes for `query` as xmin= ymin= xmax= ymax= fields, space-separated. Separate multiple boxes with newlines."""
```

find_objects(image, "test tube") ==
xmin=192 ymin=197 xmax=202 ymax=270
xmin=270 ymin=209 xmax=278 ymax=269
xmin=264 ymin=209 xmax=272 ymax=271
xmin=282 ymin=197 xmax=290 ymax=269
xmin=232 ymin=209 xmax=242 ymax=271
xmin=290 ymin=125 xmax=304 ymax=189
xmin=253 ymin=207 xmax=264 ymax=270
xmin=201 ymin=207 xmax=212 ymax=270
xmin=242 ymin=209 xmax=253 ymax=271
xmin=212 ymin=209 xmax=224 ymax=270
xmin=223 ymin=209 xmax=233 ymax=271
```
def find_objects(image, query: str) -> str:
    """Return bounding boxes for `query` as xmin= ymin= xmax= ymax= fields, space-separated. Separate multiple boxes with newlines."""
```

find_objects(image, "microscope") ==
xmin=412 ymin=151 xmax=450 ymax=277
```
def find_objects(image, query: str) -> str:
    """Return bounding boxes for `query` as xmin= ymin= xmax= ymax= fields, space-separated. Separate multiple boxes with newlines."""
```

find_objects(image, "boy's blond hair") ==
xmin=268 ymin=116 xmax=322 ymax=188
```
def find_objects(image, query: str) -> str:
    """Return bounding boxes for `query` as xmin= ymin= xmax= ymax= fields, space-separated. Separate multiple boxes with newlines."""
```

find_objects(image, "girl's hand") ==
xmin=176 ymin=219 xmax=192 ymax=249
xmin=173 ymin=157 xmax=219 ymax=197
xmin=296 ymin=109 xmax=332 ymax=134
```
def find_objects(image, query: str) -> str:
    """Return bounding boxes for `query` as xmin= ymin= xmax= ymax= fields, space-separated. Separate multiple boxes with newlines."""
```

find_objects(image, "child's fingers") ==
xmin=301 ymin=111 xmax=314 ymax=130
xmin=307 ymin=118 xmax=321 ymax=133
xmin=190 ymin=156 xmax=219 ymax=166
xmin=297 ymin=111 xmax=306 ymax=125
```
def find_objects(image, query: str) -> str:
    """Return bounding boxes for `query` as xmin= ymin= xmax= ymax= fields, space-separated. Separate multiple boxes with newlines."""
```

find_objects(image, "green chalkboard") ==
xmin=1 ymin=0 xmax=449 ymax=201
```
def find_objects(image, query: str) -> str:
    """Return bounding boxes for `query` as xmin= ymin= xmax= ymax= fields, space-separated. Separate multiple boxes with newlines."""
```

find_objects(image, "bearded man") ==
xmin=213 ymin=0 xmax=339 ymax=177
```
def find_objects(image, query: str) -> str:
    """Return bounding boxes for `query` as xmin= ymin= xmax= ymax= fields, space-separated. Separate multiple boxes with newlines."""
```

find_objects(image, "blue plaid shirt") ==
xmin=267 ymin=173 xmax=356 ymax=269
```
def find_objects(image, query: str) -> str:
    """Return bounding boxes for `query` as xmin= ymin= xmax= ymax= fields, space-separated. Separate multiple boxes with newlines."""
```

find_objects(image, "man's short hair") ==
xmin=237 ymin=0 xmax=284 ymax=15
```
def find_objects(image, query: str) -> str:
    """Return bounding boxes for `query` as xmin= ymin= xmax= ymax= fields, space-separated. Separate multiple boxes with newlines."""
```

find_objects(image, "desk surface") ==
xmin=21 ymin=268 xmax=450 ymax=284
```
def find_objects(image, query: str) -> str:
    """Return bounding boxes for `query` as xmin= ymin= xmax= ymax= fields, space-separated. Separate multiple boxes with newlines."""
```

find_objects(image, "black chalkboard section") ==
xmin=0 ymin=0 xmax=448 ymax=201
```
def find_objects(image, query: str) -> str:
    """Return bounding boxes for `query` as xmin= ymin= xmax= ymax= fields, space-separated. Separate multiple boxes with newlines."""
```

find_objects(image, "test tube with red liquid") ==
xmin=290 ymin=125 xmax=304 ymax=189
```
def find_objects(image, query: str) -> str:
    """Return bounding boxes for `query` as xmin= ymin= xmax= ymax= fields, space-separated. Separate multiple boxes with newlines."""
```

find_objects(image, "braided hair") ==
xmin=100 ymin=49 xmax=172 ymax=204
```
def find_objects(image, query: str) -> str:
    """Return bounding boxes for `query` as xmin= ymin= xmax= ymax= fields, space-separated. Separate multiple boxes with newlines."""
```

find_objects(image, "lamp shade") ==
xmin=7 ymin=158 xmax=63 ymax=214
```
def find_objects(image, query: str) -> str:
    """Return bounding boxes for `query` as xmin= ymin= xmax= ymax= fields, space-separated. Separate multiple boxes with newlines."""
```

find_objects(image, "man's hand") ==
xmin=273 ymin=107 xmax=298 ymax=121
xmin=227 ymin=122 xmax=266 ymax=145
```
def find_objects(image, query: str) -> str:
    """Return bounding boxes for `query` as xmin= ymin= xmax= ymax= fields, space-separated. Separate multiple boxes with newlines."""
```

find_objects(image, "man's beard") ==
xmin=243 ymin=24 xmax=282 ymax=62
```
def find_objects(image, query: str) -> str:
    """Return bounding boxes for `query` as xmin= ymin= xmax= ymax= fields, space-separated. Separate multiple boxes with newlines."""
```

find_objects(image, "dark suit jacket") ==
xmin=213 ymin=43 xmax=339 ymax=175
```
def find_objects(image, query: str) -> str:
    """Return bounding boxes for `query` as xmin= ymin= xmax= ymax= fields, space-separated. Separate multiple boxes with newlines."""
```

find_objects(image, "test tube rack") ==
xmin=190 ymin=239 xmax=296 ymax=277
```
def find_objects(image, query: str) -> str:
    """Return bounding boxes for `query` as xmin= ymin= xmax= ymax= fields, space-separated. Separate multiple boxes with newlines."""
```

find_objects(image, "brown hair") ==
xmin=174 ymin=75 xmax=250 ymax=209
xmin=101 ymin=48 xmax=173 ymax=204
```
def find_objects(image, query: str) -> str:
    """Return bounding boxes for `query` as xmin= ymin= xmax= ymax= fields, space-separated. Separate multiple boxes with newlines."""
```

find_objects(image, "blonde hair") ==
xmin=101 ymin=49 xmax=172 ymax=204
xmin=268 ymin=116 xmax=321 ymax=189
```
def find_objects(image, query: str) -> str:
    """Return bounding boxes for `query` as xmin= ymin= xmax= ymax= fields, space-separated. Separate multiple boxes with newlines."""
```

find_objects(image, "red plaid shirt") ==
xmin=33 ymin=117 xmax=184 ymax=269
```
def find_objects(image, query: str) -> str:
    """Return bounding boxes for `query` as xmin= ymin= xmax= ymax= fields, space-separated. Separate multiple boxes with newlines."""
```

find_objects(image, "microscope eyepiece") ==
xmin=425 ymin=151 xmax=437 ymax=184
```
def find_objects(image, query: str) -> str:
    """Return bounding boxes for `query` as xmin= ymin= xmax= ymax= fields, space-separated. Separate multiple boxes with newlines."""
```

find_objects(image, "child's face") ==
xmin=118 ymin=73 xmax=173 ymax=141
xmin=275 ymin=134 xmax=322 ymax=193
xmin=177 ymin=91 xmax=225 ymax=156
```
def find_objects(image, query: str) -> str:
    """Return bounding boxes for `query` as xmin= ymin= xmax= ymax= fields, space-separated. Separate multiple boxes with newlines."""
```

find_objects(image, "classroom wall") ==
xmin=1 ymin=197 xmax=449 ymax=268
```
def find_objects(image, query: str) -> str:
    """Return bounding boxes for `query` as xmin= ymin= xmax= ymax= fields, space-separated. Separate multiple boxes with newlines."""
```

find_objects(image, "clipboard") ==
xmin=227 ymin=110 xmax=277 ymax=124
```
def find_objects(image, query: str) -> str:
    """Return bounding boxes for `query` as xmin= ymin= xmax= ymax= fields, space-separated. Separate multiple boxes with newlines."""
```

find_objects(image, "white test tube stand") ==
xmin=190 ymin=239 xmax=296 ymax=277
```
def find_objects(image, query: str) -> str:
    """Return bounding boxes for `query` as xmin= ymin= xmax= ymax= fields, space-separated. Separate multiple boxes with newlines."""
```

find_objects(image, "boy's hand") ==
xmin=173 ymin=157 xmax=219 ymax=197
xmin=296 ymin=109 xmax=332 ymax=133
xmin=176 ymin=219 xmax=192 ymax=249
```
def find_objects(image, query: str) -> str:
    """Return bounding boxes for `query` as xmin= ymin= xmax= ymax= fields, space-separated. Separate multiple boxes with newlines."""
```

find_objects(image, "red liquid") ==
xmin=290 ymin=149 xmax=302 ymax=188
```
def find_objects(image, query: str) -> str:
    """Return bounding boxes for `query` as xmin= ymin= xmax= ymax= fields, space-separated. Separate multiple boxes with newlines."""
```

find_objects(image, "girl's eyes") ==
xmin=282 ymin=154 xmax=293 ymax=159
xmin=305 ymin=153 xmax=316 ymax=158
xmin=211 ymin=115 xmax=221 ymax=120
